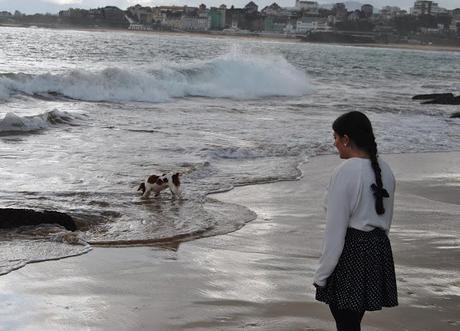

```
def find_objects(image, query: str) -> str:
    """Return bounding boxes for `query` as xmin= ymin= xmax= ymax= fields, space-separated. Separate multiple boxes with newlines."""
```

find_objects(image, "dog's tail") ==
xmin=172 ymin=173 xmax=181 ymax=186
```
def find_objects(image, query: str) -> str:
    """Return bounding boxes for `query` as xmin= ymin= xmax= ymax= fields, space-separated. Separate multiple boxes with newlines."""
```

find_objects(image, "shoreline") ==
xmin=1 ymin=151 xmax=459 ymax=330
xmin=2 ymin=23 xmax=460 ymax=52
xmin=342 ymin=42 xmax=460 ymax=53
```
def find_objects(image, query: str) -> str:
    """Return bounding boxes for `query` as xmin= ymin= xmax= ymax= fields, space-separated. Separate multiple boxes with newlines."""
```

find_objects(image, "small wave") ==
xmin=205 ymin=143 xmax=311 ymax=160
xmin=0 ymin=53 xmax=310 ymax=103
xmin=0 ymin=110 xmax=77 ymax=134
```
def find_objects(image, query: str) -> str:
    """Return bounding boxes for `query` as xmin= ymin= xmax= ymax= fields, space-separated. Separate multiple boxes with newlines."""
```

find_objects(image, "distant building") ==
xmin=361 ymin=4 xmax=373 ymax=18
xmin=209 ymin=7 xmax=226 ymax=30
xmin=296 ymin=16 xmax=329 ymax=32
xmin=411 ymin=1 xmax=433 ymax=15
xmin=420 ymin=24 xmax=445 ymax=34
xmin=380 ymin=6 xmax=406 ymax=20
xmin=431 ymin=5 xmax=448 ymax=15
xmin=261 ymin=3 xmax=282 ymax=16
xmin=333 ymin=3 xmax=348 ymax=21
xmin=449 ymin=9 xmax=460 ymax=33
xmin=0 ymin=11 xmax=12 ymax=17
xmin=449 ymin=20 xmax=459 ymax=33
xmin=59 ymin=8 xmax=89 ymax=18
xmin=181 ymin=15 xmax=209 ymax=31
xmin=244 ymin=1 xmax=259 ymax=14
xmin=410 ymin=1 xmax=445 ymax=16
xmin=164 ymin=11 xmax=182 ymax=30
xmin=128 ymin=24 xmax=153 ymax=31
xmin=263 ymin=15 xmax=287 ymax=31
xmin=295 ymin=1 xmax=319 ymax=14
xmin=88 ymin=8 xmax=103 ymax=19
xmin=225 ymin=7 xmax=244 ymax=29
xmin=348 ymin=10 xmax=361 ymax=21
xmin=101 ymin=6 xmax=125 ymax=22
xmin=284 ymin=22 xmax=295 ymax=33
xmin=128 ymin=5 xmax=154 ymax=24
xmin=296 ymin=16 xmax=316 ymax=32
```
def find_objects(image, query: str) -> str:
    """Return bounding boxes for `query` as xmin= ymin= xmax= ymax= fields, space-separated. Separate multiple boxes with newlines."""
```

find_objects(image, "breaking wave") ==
xmin=0 ymin=110 xmax=77 ymax=134
xmin=0 ymin=53 xmax=310 ymax=102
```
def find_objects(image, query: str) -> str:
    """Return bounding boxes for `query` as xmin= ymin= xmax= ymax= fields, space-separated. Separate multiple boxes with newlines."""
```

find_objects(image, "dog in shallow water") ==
xmin=137 ymin=172 xmax=182 ymax=199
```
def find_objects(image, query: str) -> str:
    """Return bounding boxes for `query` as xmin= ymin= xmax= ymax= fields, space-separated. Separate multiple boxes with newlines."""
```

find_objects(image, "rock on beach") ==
xmin=0 ymin=208 xmax=77 ymax=231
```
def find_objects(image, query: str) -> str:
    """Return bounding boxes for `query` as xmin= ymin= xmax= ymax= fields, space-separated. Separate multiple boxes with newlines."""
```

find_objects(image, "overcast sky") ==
xmin=0 ymin=0 xmax=458 ymax=14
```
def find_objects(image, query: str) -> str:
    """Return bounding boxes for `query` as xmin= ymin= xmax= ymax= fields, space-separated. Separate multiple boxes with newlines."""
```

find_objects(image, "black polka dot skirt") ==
xmin=315 ymin=227 xmax=398 ymax=311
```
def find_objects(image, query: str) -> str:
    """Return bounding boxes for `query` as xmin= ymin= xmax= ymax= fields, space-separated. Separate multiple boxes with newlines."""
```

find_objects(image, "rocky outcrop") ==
xmin=0 ymin=208 xmax=77 ymax=231
xmin=413 ymin=93 xmax=460 ymax=105
xmin=451 ymin=112 xmax=460 ymax=118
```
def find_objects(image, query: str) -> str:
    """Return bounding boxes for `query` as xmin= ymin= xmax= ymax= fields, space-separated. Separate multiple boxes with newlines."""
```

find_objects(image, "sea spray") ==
xmin=186 ymin=52 xmax=311 ymax=99
xmin=0 ymin=52 xmax=310 ymax=103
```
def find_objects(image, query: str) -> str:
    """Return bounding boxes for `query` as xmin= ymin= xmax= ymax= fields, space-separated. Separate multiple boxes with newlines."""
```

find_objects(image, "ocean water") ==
xmin=0 ymin=27 xmax=459 ymax=275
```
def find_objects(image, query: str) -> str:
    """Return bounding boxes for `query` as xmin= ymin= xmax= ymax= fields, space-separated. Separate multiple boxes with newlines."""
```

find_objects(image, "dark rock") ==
xmin=412 ymin=93 xmax=454 ymax=100
xmin=413 ymin=93 xmax=460 ymax=105
xmin=451 ymin=112 xmax=460 ymax=118
xmin=422 ymin=96 xmax=460 ymax=105
xmin=0 ymin=208 xmax=77 ymax=231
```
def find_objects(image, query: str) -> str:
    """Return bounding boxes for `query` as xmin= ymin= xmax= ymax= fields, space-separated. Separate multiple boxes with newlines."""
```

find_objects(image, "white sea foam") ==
xmin=0 ymin=83 xmax=9 ymax=100
xmin=0 ymin=110 xmax=74 ymax=133
xmin=185 ymin=53 xmax=311 ymax=99
xmin=0 ymin=53 xmax=310 ymax=102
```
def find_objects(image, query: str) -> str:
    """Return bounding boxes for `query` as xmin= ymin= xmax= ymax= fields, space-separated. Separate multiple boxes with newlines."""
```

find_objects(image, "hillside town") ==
xmin=1 ymin=1 xmax=459 ymax=45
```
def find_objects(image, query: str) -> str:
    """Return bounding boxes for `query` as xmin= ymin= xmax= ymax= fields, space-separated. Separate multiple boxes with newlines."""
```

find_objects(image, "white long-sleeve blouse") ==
xmin=314 ymin=157 xmax=396 ymax=287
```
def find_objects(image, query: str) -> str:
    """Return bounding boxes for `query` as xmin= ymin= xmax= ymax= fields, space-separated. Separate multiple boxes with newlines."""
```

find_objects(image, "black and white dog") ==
xmin=137 ymin=172 xmax=182 ymax=198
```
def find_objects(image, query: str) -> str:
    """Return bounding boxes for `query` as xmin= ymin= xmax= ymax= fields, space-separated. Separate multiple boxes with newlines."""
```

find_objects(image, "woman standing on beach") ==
xmin=313 ymin=111 xmax=398 ymax=331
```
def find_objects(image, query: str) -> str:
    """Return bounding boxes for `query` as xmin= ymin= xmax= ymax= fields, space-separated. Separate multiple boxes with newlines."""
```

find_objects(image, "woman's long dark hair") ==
xmin=332 ymin=111 xmax=389 ymax=215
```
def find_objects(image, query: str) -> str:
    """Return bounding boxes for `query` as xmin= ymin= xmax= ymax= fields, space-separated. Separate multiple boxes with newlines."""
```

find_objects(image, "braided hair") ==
xmin=332 ymin=111 xmax=389 ymax=215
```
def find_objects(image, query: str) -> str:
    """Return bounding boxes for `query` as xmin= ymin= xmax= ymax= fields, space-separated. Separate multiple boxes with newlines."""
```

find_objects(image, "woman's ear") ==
xmin=342 ymin=134 xmax=350 ymax=147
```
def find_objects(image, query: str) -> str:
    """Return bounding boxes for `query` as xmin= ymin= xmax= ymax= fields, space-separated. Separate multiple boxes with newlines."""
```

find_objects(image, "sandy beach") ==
xmin=0 ymin=151 xmax=459 ymax=331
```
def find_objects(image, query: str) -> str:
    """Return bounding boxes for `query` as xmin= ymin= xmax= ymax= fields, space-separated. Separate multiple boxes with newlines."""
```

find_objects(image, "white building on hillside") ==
xmin=295 ymin=1 xmax=319 ymax=14
xmin=410 ymin=1 xmax=445 ymax=16
xmin=380 ymin=6 xmax=407 ymax=20
xmin=181 ymin=14 xmax=209 ymax=31
xmin=296 ymin=16 xmax=330 ymax=33
xmin=449 ymin=10 xmax=460 ymax=33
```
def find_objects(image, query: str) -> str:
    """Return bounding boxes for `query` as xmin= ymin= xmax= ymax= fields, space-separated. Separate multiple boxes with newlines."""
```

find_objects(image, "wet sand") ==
xmin=0 ymin=152 xmax=459 ymax=330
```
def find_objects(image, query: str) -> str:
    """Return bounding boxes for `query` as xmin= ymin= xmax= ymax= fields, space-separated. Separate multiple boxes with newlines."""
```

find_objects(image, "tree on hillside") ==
xmin=392 ymin=15 xmax=418 ymax=34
